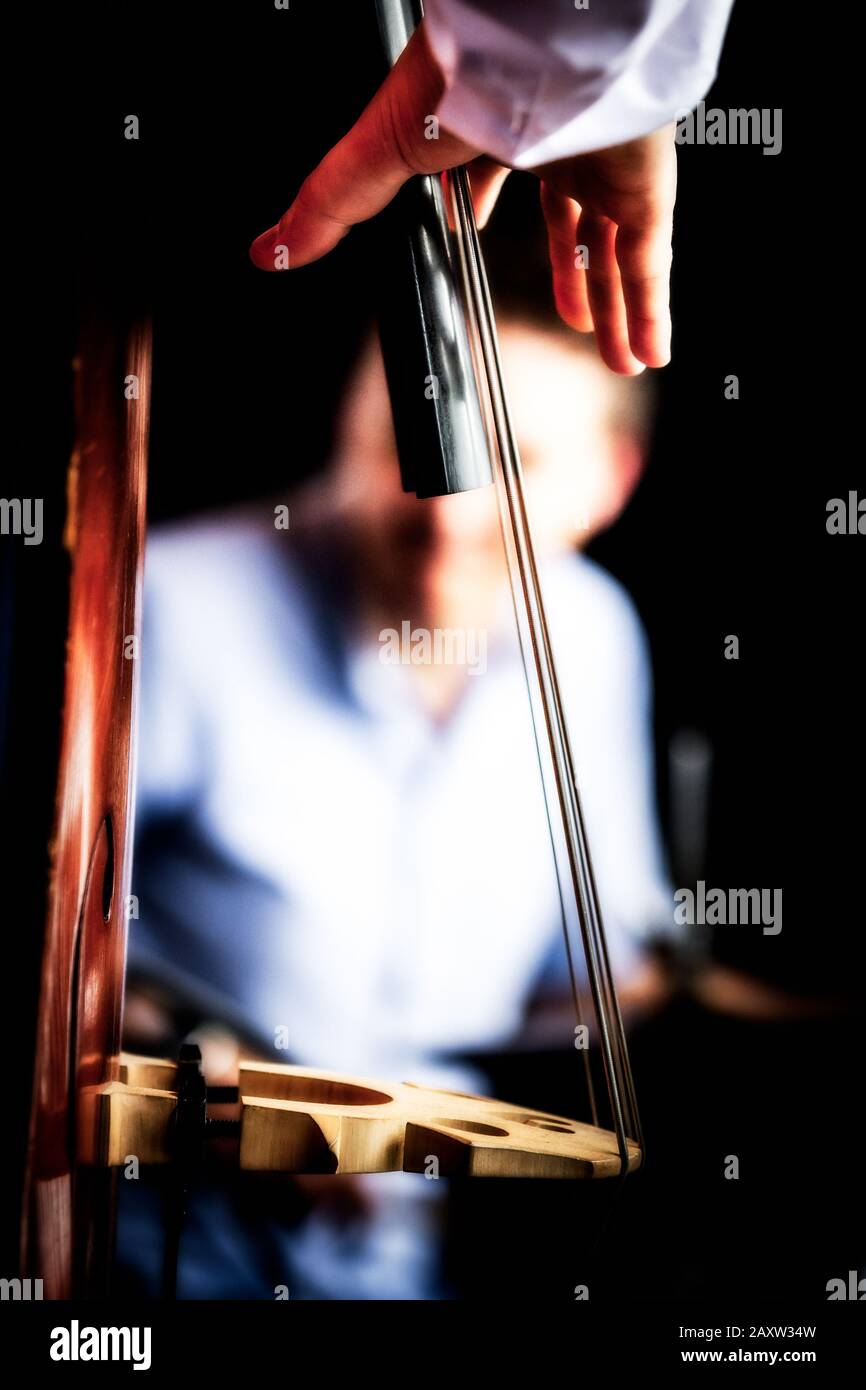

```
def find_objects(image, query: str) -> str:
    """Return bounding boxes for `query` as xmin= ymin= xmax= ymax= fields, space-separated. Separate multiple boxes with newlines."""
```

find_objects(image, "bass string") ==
xmin=447 ymin=164 xmax=644 ymax=1170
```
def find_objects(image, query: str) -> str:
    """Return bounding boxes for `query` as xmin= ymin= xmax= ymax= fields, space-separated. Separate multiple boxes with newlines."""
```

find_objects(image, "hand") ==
xmin=250 ymin=24 xmax=676 ymax=376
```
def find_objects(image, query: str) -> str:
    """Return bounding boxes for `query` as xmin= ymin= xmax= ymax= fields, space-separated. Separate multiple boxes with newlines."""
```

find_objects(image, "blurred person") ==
xmin=119 ymin=306 xmax=674 ymax=1299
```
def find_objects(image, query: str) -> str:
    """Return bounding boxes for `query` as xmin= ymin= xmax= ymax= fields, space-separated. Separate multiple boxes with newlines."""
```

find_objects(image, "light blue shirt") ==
xmin=124 ymin=508 xmax=673 ymax=1299
xmin=131 ymin=510 xmax=672 ymax=1079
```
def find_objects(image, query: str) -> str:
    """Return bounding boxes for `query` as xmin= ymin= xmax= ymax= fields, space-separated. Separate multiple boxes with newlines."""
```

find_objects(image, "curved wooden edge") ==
xmin=23 ymin=321 xmax=151 ymax=1297
xmin=97 ymin=1056 xmax=640 ymax=1179
xmin=238 ymin=1063 xmax=640 ymax=1179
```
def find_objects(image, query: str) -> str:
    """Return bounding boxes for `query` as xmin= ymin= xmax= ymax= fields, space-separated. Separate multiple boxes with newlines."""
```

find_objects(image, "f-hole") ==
xmin=101 ymin=814 xmax=114 ymax=921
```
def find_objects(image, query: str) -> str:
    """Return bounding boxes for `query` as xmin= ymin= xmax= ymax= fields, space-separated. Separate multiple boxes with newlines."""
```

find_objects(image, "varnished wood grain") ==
xmin=22 ymin=321 xmax=150 ymax=1297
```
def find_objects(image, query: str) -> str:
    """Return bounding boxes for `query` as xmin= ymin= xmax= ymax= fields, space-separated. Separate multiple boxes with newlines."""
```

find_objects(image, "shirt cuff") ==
xmin=424 ymin=0 xmax=733 ymax=167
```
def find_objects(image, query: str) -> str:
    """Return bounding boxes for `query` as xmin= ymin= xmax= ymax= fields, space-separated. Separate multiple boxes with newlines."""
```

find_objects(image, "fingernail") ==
xmin=250 ymin=212 xmax=294 ymax=272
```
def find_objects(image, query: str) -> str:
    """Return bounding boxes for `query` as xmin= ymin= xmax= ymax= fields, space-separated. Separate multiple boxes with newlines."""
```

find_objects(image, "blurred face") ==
xmin=328 ymin=322 xmax=643 ymax=611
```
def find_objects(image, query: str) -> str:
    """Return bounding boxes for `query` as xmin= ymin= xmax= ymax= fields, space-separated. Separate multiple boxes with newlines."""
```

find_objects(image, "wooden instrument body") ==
xmin=22 ymin=322 xmax=150 ymax=1297
xmin=82 ymin=1056 xmax=641 ymax=1181
xmin=20 ymin=316 xmax=641 ymax=1294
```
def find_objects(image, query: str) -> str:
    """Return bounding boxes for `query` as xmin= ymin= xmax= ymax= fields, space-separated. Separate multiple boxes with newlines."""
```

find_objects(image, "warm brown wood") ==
xmin=90 ymin=1056 xmax=640 ymax=1180
xmin=119 ymin=1054 xmax=178 ymax=1090
xmin=21 ymin=321 xmax=150 ymax=1297
xmin=240 ymin=1063 xmax=641 ymax=1179
xmin=78 ymin=1081 xmax=176 ymax=1167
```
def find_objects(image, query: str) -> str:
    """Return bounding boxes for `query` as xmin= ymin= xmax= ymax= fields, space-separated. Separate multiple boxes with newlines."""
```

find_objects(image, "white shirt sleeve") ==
xmin=423 ymin=0 xmax=734 ymax=167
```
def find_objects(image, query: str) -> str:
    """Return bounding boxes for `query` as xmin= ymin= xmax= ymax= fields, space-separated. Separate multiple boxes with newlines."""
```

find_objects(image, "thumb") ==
xmin=250 ymin=25 xmax=478 ymax=271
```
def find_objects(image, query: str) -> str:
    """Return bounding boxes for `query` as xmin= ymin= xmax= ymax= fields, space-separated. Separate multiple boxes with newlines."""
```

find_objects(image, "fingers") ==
xmin=468 ymin=157 xmax=511 ymax=228
xmin=614 ymin=213 xmax=673 ymax=368
xmin=609 ymin=128 xmax=675 ymax=367
xmin=579 ymin=210 xmax=646 ymax=376
xmin=540 ymin=183 xmax=592 ymax=333
xmin=539 ymin=125 xmax=676 ymax=372
xmin=541 ymin=178 xmax=659 ymax=373
xmin=250 ymin=25 xmax=478 ymax=271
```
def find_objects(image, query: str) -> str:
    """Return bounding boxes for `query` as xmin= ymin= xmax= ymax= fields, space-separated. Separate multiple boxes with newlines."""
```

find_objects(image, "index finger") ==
xmin=250 ymin=26 xmax=477 ymax=271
